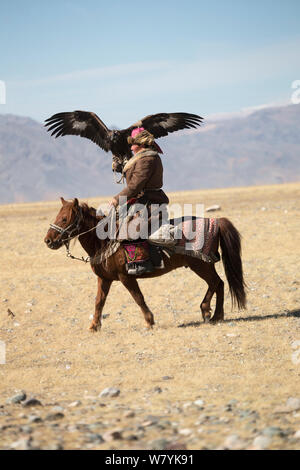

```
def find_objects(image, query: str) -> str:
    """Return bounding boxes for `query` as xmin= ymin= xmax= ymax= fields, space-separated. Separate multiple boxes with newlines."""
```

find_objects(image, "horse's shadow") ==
xmin=177 ymin=309 xmax=300 ymax=328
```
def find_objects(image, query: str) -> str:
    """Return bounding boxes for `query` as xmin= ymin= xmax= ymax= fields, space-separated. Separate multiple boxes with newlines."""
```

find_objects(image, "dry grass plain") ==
xmin=0 ymin=182 xmax=300 ymax=450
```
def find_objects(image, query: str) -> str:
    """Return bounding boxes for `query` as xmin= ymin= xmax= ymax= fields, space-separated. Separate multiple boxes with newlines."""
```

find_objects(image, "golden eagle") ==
xmin=45 ymin=111 xmax=203 ymax=165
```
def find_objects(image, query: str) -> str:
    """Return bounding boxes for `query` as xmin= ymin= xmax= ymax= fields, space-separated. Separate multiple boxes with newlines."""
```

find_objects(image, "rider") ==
xmin=110 ymin=127 xmax=169 ymax=274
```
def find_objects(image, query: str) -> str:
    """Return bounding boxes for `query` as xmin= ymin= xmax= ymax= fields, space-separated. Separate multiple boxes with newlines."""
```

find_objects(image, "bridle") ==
xmin=48 ymin=206 xmax=113 ymax=264
xmin=49 ymin=206 xmax=93 ymax=262
xmin=50 ymin=206 xmax=84 ymax=247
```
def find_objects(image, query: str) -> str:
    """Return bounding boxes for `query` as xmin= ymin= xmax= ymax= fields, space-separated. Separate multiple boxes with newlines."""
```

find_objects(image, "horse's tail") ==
xmin=219 ymin=217 xmax=247 ymax=310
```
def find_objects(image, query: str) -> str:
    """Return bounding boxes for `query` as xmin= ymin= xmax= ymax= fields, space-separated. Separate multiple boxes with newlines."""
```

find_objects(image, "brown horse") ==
xmin=44 ymin=198 xmax=246 ymax=331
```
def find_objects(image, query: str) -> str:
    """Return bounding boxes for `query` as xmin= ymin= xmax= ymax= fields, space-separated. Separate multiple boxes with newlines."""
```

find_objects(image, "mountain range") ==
xmin=0 ymin=104 xmax=299 ymax=204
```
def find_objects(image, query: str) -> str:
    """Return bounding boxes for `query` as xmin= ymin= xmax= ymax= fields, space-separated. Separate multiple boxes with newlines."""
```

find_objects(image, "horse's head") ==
xmin=44 ymin=197 xmax=82 ymax=250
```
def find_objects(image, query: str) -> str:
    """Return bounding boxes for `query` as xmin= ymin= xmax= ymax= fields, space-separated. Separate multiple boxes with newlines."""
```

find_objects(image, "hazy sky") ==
xmin=0 ymin=0 xmax=299 ymax=126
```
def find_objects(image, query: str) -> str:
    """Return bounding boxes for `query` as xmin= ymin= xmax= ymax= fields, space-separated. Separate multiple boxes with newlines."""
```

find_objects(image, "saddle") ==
xmin=122 ymin=241 xmax=164 ymax=275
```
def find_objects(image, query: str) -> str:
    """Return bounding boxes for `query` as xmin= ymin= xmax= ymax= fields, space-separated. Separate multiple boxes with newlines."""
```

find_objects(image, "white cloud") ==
xmin=11 ymin=36 xmax=300 ymax=94
xmin=206 ymin=99 xmax=290 ymax=122
xmin=5 ymin=36 xmax=300 ymax=124
xmin=11 ymin=61 xmax=170 ymax=87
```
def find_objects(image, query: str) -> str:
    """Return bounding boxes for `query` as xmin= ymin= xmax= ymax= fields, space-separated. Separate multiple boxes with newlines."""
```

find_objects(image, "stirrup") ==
xmin=126 ymin=260 xmax=154 ymax=275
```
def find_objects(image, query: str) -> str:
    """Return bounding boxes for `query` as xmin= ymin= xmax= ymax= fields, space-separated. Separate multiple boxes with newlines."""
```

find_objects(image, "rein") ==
xmin=65 ymin=246 xmax=91 ymax=263
xmin=50 ymin=206 xmax=95 ymax=263
xmin=49 ymin=207 xmax=115 ymax=264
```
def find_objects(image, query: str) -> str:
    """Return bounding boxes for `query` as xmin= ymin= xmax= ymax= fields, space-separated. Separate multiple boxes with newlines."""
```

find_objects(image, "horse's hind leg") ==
xmin=119 ymin=274 xmax=155 ymax=328
xmin=189 ymin=261 xmax=224 ymax=323
xmin=211 ymin=276 xmax=224 ymax=323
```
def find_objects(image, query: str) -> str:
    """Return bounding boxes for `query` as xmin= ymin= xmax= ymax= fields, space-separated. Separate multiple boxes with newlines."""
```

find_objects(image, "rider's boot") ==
xmin=149 ymin=244 xmax=164 ymax=269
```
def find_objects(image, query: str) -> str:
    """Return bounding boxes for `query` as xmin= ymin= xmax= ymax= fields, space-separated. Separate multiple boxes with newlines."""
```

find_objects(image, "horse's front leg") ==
xmin=119 ymin=274 xmax=155 ymax=329
xmin=89 ymin=277 xmax=112 ymax=332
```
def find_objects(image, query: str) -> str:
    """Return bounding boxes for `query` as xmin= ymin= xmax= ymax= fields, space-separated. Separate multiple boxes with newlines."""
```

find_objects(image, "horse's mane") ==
xmin=80 ymin=202 xmax=99 ymax=220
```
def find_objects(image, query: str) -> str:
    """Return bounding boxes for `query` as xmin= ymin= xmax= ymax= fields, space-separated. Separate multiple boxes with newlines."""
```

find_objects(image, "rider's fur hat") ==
xmin=127 ymin=127 xmax=163 ymax=153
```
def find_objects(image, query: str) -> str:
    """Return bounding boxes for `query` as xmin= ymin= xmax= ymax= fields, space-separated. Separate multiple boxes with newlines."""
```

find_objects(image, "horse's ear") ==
xmin=73 ymin=198 xmax=79 ymax=208
xmin=60 ymin=197 xmax=67 ymax=205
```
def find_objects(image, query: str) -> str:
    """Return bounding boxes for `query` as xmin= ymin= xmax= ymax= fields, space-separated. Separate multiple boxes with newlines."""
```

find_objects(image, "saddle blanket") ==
xmin=95 ymin=217 xmax=220 ymax=265
xmin=149 ymin=216 xmax=220 ymax=263
xmin=123 ymin=241 xmax=149 ymax=263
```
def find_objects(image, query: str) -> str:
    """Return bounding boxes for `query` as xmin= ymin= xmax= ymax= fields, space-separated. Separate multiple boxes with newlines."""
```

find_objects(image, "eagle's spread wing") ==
xmin=45 ymin=110 xmax=203 ymax=157
xmin=44 ymin=111 xmax=112 ymax=152
xmin=126 ymin=112 xmax=203 ymax=138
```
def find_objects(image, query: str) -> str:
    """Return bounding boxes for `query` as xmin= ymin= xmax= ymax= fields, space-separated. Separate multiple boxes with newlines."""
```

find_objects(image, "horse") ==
xmin=44 ymin=197 xmax=246 ymax=332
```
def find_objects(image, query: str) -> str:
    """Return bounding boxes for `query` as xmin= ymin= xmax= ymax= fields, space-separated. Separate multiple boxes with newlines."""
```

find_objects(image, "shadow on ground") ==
xmin=177 ymin=309 xmax=300 ymax=328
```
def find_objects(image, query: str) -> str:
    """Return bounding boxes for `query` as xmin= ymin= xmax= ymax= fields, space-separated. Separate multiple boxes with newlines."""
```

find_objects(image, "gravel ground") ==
xmin=0 ymin=182 xmax=300 ymax=450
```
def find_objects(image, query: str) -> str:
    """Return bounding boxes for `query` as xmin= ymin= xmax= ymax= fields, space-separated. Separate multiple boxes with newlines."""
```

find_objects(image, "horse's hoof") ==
xmin=89 ymin=323 xmax=101 ymax=332
xmin=203 ymin=313 xmax=211 ymax=324
xmin=209 ymin=318 xmax=223 ymax=325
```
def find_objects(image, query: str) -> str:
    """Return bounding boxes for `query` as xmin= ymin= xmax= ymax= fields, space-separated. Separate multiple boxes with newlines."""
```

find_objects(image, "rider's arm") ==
xmin=113 ymin=157 xmax=155 ymax=205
